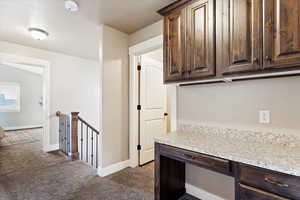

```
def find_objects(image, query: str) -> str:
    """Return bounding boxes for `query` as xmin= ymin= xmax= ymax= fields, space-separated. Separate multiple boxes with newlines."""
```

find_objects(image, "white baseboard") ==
xmin=43 ymin=144 xmax=59 ymax=152
xmin=186 ymin=183 xmax=226 ymax=200
xmin=4 ymin=125 xmax=43 ymax=131
xmin=97 ymin=160 xmax=130 ymax=177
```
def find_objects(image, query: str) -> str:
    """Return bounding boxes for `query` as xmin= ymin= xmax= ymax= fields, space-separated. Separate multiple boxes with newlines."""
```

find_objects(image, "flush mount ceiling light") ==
xmin=65 ymin=0 xmax=79 ymax=12
xmin=28 ymin=28 xmax=49 ymax=40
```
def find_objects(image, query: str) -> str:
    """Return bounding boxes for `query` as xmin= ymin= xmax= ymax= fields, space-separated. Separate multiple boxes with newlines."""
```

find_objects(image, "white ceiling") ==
xmin=0 ymin=0 xmax=174 ymax=60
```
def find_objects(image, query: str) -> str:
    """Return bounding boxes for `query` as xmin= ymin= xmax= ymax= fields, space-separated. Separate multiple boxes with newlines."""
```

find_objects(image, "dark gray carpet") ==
xmin=0 ymin=128 xmax=41 ymax=147
xmin=0 ymin=130 xmax=153 ymax=200
xmin=0 ymin=130 xmax=200 ymax=200
xmin=0 ymin=160 xmax=153 ymax=200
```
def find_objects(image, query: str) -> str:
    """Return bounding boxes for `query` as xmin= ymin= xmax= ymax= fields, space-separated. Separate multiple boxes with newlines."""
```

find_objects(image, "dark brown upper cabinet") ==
xmin=219 ymin=0 xmax=262 ymax=76
xmin=163 ymin=7 xmax=186 ymax=83
xmin=158 ymin=0 xmax=300 ymax=84
xmin=186 ymin=0 xmax=216 ymax=79
xmin=263 ymin=0 xmax=300 ymax=70
xmin=159 ymin=0 xmax=216 ymax=83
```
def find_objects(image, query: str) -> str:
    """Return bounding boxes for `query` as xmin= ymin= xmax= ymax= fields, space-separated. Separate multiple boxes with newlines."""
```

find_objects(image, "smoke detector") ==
xmin=65 ymin=0 xmax=79 ymax=12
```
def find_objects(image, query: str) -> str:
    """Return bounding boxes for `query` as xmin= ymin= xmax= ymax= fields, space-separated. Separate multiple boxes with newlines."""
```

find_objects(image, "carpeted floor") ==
xmin=0 ymin=128 xmax=41 ymax=147
xmin=0 ymin=129 xmax=199 ymax=200
xmin=0 ymin=129 xmax=154 ymax=200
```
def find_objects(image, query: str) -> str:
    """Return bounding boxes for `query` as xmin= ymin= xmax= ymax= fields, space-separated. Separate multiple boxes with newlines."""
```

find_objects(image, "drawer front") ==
xmin=239 ymin=164 xmax=300 ymax=199
xmin=239 ymin=184 xmax=290 ymax=200
xmin=159 ymin=144 xmax=231 ymax=175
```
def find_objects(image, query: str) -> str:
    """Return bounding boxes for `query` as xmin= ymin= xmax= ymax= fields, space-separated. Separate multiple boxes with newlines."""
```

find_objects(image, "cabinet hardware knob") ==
xmin=264 ymin=177 xmax=289 ymax=188
xmin=164 ymin=113 xmax=168 ymax=116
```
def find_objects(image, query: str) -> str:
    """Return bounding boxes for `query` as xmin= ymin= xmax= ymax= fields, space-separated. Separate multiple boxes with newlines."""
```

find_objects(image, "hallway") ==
xmin=0 ymin=129 xmax=154 ymax=200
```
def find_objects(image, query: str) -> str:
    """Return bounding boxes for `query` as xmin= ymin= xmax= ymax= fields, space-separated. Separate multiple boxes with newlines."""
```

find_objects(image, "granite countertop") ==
xmin=155 ymin=123 xmax=300 ymax=177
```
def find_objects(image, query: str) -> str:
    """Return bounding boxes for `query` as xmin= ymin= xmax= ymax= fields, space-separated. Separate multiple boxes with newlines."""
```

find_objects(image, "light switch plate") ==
xmin=259 ymin=110 xmax=270 ymax=124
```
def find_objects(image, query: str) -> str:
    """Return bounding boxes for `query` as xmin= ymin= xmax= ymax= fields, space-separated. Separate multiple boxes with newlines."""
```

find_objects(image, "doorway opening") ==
xmin=0 ymin=53 xmax=50 ymax=152
xmin=129 ymin=35 xmax=177 ymax=168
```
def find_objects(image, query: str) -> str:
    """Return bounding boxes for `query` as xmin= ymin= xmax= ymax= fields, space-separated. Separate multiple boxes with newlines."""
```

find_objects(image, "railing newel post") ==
xmin=70 ymin=112 xmax=80 ymax=161
xmin=57 ymin=110 xmax=100 ymax=169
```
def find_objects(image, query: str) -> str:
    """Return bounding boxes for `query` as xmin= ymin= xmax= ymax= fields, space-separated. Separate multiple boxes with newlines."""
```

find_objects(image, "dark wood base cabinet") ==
xmin=155 ymin=143 xmax=300 ymax=200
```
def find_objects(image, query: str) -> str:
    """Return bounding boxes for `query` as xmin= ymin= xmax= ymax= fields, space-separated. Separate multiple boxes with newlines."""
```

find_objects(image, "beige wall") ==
xmin=100 ymin=25 xmax=129 ymax=168
xmin=178 ymin=76 xmax=300 ymax=130
xmin=129 ymin=20 xmax=163 ymax=47
xmin=179 ymin=76 xmax=300 ymax=199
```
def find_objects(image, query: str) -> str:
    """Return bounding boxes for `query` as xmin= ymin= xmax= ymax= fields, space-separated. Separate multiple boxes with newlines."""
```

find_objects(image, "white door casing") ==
xmin=129 ymin=35 xmax=177 ymax=168
xmin=139 ymin=55 xmax=167 ymax=165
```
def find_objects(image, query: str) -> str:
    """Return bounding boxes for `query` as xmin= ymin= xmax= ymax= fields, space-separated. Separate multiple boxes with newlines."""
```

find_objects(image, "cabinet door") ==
xmin=186 ymin=0 xmax=215 ymax=79
xmin=220 ymin=0 xmax=262 ymax=75
xmin=164 ymin=8 xmax=186 ymax=83
xmin=263 ymin=0 xmax=300 ymax=69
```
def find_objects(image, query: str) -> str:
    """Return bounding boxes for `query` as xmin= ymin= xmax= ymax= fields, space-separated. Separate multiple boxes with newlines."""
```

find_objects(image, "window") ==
xmin=0 ymin=82 xmax=20 ymax=112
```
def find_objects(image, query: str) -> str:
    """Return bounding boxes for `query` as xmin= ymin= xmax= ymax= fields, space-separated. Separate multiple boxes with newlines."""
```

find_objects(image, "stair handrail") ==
xmin=78 ymin=116 xmax=99 ymax=135
xmin=56 ymin=111 xmax=100 ymax=168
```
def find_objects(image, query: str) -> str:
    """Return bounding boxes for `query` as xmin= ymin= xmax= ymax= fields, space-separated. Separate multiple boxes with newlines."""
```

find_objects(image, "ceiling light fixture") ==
xmin=65 ymin=0 xmax=79 ymax=12
xmin=28 ymin=28 xmax=49 ymax=40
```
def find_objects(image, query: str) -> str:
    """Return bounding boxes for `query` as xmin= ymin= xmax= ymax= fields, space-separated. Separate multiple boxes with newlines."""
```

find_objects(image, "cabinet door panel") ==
xmin=220 ymin=0 xmax=262 ymax=75
xmin=264 ymin=0 xmax=300 ymax=69
xmin=186 ymin=0 xmax=215 ymax=79
xmin=164 ymin=8 xmax=186 ymax=83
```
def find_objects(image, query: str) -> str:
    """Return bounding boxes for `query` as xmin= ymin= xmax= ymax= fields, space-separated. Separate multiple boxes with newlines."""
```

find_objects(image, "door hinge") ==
xmin=137 ymin=144 xmax=141 ymax=151
xmin=137 ymin=64 xmax=141 ymax=71
xmin=137 ymin=105 xmax=141 ymax=110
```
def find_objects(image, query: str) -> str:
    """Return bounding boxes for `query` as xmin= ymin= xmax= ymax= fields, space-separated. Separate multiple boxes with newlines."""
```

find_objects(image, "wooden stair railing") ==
xmin=70 ymin=112 xmax=80 ymax=160
xmin=56 ymin=111 xmax=100 ymax=168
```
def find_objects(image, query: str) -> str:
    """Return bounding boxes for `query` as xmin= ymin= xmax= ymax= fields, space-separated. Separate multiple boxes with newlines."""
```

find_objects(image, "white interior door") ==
xmin=139 ymin=54 xmax=167 ymax=165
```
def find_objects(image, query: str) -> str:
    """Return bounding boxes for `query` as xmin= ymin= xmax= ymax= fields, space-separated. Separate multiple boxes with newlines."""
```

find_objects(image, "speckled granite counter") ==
xmin=155 ymin=122 xmax=300 ymax=177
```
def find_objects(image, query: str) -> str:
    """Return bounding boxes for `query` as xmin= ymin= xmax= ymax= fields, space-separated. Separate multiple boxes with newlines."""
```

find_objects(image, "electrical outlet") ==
xmin=259 ymin=110 xmax=270 ymax=124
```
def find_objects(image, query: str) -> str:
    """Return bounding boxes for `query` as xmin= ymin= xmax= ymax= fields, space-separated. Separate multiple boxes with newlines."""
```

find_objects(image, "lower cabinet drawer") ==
xmin=239 ymin=164 xmax=300 ymax=199
xmin=239 ymin=184 xmax=290 ymax=200
xmin=159 ymin=144 xmax=231 ymax=175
